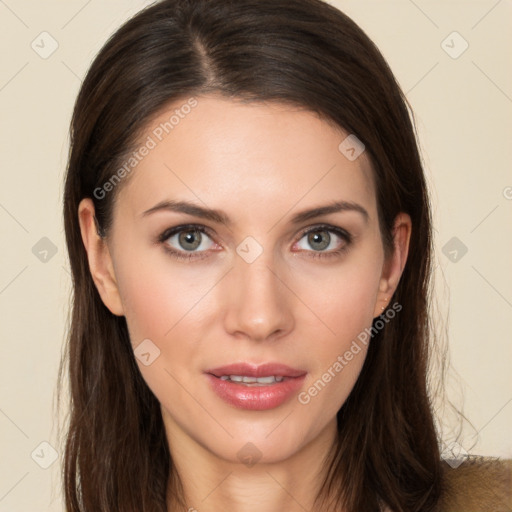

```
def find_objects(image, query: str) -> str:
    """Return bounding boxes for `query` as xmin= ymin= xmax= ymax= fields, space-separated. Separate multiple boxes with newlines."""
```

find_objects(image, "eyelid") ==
xmin=295 ymin=223 xmax=351 ymax=240
xmin=292 ymin=223 xmax=352 ymax=252
xmin=157 ymin=223 xmax=217 ymax=243
xmin=158 ymin=223 xmax=350 ymax=244
xmin=157 ymin=224 xmax=220 ymax=261
xmin=157 ymin=222 xmax=352 ymax=260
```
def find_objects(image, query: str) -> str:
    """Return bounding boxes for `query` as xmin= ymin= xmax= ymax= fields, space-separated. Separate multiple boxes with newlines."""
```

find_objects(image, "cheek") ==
xmin=118 ymin=271 xmax=176 ymax=346
xmin=293 ymin=254 xmax=381 ymax=349
xmin=114 ymin=247 xmax=218 ymax=346
xmin=290 ymin=252 xmax=382 ymax=411
xmin=114 ymin=258 xmax=216 ymax=413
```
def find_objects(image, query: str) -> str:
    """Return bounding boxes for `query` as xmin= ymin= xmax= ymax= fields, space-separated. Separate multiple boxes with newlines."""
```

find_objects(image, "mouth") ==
xmin=205 ymin=362 xmax=307 ymax=410
xmin=217 ymin=375 xmax=287 ymax=385
xmin=206 ymin=362 xmax=306 ymax=379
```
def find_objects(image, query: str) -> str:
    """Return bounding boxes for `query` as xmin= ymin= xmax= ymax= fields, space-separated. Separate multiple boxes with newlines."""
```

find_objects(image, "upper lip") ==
xmin=206 ymin=362 xmax=307 ymax=378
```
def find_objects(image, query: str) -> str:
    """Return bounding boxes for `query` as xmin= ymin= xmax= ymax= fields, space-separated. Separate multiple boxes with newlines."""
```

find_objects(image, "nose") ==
xmin=222 ymin=253 xmax=295 ymax=343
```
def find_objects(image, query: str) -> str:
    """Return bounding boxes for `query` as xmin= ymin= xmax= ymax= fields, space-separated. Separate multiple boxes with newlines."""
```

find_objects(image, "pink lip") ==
xmin=206 ymin=362 xmax=306 ymax=378
xmin=205 ymin=362 xmax=307 ymax=411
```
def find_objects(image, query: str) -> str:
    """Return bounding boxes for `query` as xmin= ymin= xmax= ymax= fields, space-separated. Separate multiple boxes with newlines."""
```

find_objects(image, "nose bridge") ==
xmin=222 ymin=248 xmax=294 ymax=341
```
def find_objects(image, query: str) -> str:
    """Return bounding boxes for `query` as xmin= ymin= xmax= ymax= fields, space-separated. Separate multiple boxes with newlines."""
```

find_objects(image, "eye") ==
xmin=293 ymin=224 xmax=352 ymax=258
xmin=157 ymin=223 xmax=352 ymax=262
xmin=158 ymin=224 xmax=217 ymax=260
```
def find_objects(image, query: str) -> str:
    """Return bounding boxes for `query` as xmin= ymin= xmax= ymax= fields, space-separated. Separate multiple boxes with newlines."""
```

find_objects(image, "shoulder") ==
xmin=439 ymin=455 xmax=512 ymax=511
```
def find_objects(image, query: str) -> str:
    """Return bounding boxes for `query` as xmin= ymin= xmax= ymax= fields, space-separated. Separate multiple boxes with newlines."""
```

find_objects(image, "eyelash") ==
xmin=156 ymin=223 xmax=353 ymax=262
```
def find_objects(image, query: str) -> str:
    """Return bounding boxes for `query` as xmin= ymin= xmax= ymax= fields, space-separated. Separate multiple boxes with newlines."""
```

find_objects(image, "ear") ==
xmin=78 ymin=198 xmax=124 ymax=316
xmin=373 ymin=212 xmax=412 ymax=318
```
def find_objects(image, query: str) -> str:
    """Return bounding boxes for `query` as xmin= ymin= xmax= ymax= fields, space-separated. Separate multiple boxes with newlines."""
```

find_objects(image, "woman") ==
xmin=58 ymin=0 xmax=511 ymax=510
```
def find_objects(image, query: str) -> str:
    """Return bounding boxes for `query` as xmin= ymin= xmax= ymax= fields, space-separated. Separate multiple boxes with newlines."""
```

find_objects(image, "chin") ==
xmin=196 ymin=416 xmax=324 ymax=467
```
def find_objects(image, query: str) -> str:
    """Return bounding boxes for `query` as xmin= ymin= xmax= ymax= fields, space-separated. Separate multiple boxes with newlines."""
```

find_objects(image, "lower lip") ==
xmin=205 ymin=374 xmax=306 ymax=410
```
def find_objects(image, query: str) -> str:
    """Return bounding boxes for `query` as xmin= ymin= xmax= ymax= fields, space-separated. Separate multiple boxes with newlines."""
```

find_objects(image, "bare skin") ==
xmin=78 ymin=94 xmax=411 ymax=511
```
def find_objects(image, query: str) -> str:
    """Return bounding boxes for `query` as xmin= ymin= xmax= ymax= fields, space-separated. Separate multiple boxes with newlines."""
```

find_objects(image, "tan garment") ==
xmin=439 ymin=456 xmax=512 ymax=511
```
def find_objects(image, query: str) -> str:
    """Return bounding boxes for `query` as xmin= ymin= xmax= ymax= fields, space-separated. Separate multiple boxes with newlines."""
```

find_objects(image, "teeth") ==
xmin=219 ymin=375 xmax=285 ymax=384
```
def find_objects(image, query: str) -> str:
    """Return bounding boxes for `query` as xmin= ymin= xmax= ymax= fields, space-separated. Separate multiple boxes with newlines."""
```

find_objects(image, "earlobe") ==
xmin=373 ymin=213 xmax=412 ymax=318
xmin=78 ymin=198 xmax=125 ymax=316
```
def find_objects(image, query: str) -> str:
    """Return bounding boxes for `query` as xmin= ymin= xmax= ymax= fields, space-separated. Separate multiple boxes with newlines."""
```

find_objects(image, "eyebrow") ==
xmin=141 ymin=199 xmax=369 ymax=225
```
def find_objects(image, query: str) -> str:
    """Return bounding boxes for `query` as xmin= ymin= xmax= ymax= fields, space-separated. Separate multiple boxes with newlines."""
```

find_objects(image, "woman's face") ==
xmin=80 ymin=94 xmax=410 ymax=465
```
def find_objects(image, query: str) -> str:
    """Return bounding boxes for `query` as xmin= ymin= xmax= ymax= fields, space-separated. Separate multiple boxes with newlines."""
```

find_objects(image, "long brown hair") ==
xmin=58 ymin=0 xmax=445 ymax=510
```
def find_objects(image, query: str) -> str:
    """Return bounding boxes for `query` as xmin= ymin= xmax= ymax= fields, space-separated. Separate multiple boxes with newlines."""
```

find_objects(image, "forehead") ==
xmin=115 ymin=94 xmax=376 ymax=225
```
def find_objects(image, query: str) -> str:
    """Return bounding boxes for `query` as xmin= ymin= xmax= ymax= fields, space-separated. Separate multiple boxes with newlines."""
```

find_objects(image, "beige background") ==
xmin=0 ymin=1 xmax=511 ymax=510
